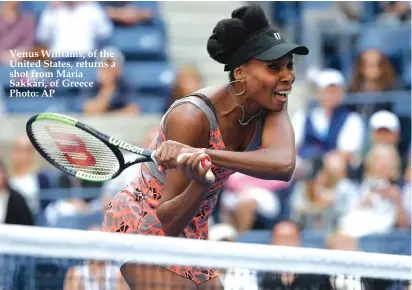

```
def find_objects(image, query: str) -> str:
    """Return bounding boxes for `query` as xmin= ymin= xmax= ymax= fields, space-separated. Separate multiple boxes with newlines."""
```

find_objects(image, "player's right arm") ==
xmin=156 ymin=104 xmax=212 ymax=237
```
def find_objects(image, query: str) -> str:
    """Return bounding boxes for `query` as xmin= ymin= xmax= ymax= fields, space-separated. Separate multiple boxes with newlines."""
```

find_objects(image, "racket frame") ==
xmin=26 ymin=113 xmax=154 ymax=182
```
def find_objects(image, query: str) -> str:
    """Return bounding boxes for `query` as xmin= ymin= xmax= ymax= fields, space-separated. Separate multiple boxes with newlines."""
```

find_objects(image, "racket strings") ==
xmin=32 ymin=121 xmax=120 ymax=177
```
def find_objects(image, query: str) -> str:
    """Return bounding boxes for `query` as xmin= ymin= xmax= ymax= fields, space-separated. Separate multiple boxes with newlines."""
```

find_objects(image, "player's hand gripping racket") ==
xmin=26 ymin=113 xmax=215 ymax=183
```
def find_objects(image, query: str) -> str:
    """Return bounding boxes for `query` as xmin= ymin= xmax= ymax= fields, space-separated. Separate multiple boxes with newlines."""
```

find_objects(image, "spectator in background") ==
xmin=349 ymin=48 xmax=397 ymax=93
xmin=42 ymin=189 xmax=92 ymax=227
xmin=63 ymin=225 xmax=128 ymax=290
xmin=164 ymin=64 xmax=203 ymax=111
xmin=376 ymin=1 xmax=411 ymax=24
xmin=220 ymin=173 xmax=284 ymax=232
xmin=44 ymin=162 xmax=103 ymax=226
xmin=292 ymin=69 xmax=365 ymax=164
xmin=101 ymin=2 xmax=153 ymax=26
xmin=326 ymin=231 xmax=394 ymax=290
xmin=326 ymin=231 xmax=363 ymax=290
xmin=370 ymin=109 xmax=411 ymax=175
xmin=0 ymin=84 xmax=5 ymax=116
xmin=339 ymin=144 xmax=409 ymax=238
xmin=0 ymin=160 xmax=33 ymax=226
xmin=369 ymin=110 xmax=406 ymax=163
xmin=36 ymin=1 xmax=113 ymax=54
xmin=259 ymin=220 xmax=332 ymax=290
xmin=8 ymin=134 xmax=45 ymax=216
xmin=291 ymin=151 xmax=358 ymax=231
xmin=369 ymin=110 xmax=400 ymax=148
xmin=401 ymin=150 xmax=411 ymax=227
xmin=0 ymin=1 xmax=36 ymax=64
xmin=209 ymin=223 xmax=238 ymax=242
xmin=352 ymin=110 xmax=402 ymax=181
xmin=300 ymin=2 xmax=362 ymax=70
xmin=207 ymin=223 xmax=260 ymax=290
xmin=83 ymin=46 xmax=139 ymax=115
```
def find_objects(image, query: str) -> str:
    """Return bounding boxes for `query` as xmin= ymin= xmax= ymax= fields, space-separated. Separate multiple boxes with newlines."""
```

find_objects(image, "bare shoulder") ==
xmin=164 ymin=102 xmax=210 ymax=148
xmin=166 ymin=101 xmax=209 ymax=124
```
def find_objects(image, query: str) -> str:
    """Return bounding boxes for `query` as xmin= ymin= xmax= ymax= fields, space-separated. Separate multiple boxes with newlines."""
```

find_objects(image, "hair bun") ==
xmin=207 ymin=4 xmax=270 ymax=65
xmin=207 ymin=19 xmax=247 ymax=64
xmin=232 ymin=5 xmax=269 ymax=32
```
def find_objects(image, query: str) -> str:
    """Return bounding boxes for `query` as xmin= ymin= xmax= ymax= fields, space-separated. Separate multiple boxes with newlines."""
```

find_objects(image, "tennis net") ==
xmin=0 ymin=224 xmax=411 ymax=290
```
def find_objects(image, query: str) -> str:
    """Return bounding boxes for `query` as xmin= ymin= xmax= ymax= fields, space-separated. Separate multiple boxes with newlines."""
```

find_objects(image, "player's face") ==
xmin=241 ymin=54 xmax=295 ymax=112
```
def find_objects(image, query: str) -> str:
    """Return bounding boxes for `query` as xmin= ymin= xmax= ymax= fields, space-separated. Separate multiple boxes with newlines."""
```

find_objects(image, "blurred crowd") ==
xmin=0 ymin=1 xmax=411 ymax=290
xmin=0 ymin=1 xmax=186 ymax=115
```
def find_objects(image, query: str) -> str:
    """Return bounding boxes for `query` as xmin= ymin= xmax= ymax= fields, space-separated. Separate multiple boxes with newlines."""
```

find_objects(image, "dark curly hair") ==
xmin=207 ymin=4 xmax=271 ymax=81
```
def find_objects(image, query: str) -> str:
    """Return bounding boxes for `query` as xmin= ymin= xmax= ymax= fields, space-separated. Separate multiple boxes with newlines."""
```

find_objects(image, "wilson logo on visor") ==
xmin=273 ymin=32 xmax=282 ymax=40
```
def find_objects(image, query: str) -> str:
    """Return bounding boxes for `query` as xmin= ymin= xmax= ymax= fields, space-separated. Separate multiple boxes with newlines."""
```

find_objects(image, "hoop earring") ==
xmin=228 ymin=80 xmax=246 ymax=96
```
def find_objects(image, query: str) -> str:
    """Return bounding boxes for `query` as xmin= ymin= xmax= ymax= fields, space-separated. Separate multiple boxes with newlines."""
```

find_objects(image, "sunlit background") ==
xmin=0 ymin=1 xmax=411 ymax=290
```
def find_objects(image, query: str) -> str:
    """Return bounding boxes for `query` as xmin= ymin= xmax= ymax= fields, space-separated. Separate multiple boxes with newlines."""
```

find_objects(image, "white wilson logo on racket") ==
xmin=109 ymin=137 xmax=145 ymax=154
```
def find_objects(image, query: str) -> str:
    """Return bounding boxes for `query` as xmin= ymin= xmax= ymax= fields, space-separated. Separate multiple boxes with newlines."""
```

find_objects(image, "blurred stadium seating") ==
xmin=111 ymin=26 xmax=167 ymax=61
xmin=237 ymin=229 xmax=411 ymax=256
xmin=1 ymin=1 xmax=175 ymax=114
xmin=0 ymin=2 xmax=411 ymax=289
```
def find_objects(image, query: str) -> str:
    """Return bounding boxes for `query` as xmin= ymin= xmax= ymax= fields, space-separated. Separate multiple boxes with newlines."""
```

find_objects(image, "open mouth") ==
xmin=273 ymin=90 xmax=291 ymax=102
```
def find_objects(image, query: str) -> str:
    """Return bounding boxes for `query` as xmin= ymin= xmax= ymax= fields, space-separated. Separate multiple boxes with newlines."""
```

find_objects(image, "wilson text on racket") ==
xmin=109 ymin=137 xmax=146 ymax=155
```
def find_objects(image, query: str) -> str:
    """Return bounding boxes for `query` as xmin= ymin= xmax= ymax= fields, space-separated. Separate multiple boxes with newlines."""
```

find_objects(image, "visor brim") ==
xmin=253 ymin=43 xmax=309 ymax=61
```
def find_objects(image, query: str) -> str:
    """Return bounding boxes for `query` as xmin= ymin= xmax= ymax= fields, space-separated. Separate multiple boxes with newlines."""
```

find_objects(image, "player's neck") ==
xmin=198 ymin=84 xmax=261 ymax=126
xmin=217 ymin=85 xmax=261 ymax=125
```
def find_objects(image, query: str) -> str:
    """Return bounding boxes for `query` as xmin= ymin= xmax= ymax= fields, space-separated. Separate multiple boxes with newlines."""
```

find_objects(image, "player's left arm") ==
xmin=205 ymin=105 xmax=295 ymax=181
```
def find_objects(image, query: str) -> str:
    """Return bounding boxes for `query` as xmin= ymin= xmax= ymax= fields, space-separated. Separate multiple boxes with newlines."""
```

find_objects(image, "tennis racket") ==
xmin=26 ymin=113 xmax=215 ymax=183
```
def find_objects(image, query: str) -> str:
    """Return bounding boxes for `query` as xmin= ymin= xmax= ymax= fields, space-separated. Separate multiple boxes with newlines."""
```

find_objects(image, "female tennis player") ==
xmin=102 ymin=4 xmax=309 ymax=290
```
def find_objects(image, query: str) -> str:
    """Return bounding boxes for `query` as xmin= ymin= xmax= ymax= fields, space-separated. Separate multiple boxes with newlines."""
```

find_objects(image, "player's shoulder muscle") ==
xmin=164 ymin=102 xmax=210 ymax=148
